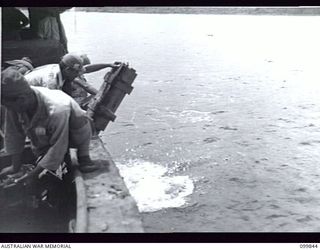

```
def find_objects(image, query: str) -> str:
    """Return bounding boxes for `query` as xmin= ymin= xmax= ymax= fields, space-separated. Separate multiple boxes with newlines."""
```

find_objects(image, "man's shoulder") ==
xmin=33 ymin=86 xmax=69 ymax=99
xmin=32 ymin=87 xmax=72 ymax=108
xmin=25 ymin=64 xmax=62 ymax=88
xmin=36 ymin=88 xmax=73 ymax=123
xmin=28 ymin=63 xmax=59 ymax=76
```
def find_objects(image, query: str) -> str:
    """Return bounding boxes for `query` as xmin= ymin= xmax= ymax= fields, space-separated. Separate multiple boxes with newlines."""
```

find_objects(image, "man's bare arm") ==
xmin=84 ymin=62 xmax=120 ymax=74
xmin=73 ymin=77 xmax=98 ymax=95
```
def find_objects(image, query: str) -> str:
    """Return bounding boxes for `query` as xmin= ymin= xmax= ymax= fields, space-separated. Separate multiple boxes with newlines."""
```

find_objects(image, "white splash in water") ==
xmin=178 ymin=110 xmax=213 ymax=123
xmin=116 ymin=159 xmax=194 ymax=212
xmin=161 ymin=110 xmax=213 ymax=123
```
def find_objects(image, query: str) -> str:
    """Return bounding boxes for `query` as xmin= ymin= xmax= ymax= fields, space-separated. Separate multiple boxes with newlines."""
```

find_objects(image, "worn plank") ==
xmin=72 ymin=136 xmax=143 ymax=232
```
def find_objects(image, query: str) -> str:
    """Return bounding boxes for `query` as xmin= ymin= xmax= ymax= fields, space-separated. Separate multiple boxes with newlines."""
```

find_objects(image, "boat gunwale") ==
xmin=73 ymin=168 xmax=88 ymax=233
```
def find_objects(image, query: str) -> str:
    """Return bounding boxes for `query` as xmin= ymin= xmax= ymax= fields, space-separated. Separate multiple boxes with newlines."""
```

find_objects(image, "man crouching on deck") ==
xmin=0 ymin=68 xmax=99 ymax=183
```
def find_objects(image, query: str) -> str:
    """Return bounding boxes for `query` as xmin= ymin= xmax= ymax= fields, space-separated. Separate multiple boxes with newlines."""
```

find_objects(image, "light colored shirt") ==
xmin=24 ymin=64 xmax=64 ymax=90
xmin=4 ymin=86 xmax=89 ymax=171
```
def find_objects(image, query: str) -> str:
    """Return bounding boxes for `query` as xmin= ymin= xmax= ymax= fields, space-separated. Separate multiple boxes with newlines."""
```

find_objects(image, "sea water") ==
xmin=63 ymin=11 xmax=320 ymax=231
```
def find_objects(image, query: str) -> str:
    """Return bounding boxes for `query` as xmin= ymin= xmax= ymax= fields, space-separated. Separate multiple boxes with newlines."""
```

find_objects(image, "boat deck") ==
xmin=71 ymin=136 xmax=144 ymax=233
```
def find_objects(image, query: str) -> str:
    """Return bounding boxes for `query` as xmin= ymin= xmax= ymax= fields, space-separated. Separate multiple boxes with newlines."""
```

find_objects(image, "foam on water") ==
xmin=179 ymin=110 xmax=213 ymax=123
xmin=162 ymin=110 xmax=213 ymax=123
xmin=116 ymin=160 xmax=194 ymax=212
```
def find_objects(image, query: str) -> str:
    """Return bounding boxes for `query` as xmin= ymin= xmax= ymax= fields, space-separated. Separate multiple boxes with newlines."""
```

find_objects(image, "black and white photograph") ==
xmin=1 ymin=6 xmax=320 ymax=240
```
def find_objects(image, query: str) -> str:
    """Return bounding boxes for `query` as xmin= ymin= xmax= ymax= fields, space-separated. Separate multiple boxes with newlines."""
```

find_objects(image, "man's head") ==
xmin=79 ymin=54 xmax=91 ymax=66
xmin=1 ymin=68 xmax=35 ymax=113
xmin=59 ymin=53 xmax=85 ymax=81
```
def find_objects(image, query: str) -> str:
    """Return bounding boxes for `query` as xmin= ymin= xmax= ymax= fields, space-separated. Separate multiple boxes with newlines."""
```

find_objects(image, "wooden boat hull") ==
xmin=71 ymin=136 xmax=143 ymax=232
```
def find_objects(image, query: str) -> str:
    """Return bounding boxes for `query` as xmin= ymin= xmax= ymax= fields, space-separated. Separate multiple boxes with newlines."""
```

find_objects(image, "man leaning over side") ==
xmin=24 ymin=53 xmax=120 ymax=107
xmin=0 ymin=68 xmax=98 ymax=182
xmin=24 ymin=53 xmax=85 ymax=96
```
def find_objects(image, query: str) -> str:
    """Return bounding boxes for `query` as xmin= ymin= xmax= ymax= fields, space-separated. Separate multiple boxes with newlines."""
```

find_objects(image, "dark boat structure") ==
xmin=0 ymin=7 xmax=143 ymax=232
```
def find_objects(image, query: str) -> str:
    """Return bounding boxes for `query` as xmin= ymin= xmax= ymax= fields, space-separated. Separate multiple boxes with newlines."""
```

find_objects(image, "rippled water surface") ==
xmin=63 ymin=12 xmax=320 ymax=232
